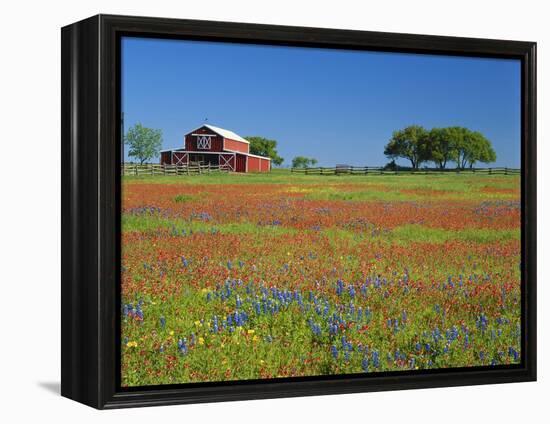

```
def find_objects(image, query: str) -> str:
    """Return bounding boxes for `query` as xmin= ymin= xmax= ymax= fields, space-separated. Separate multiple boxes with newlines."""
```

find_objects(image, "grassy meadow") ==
xmin=121 ymin=170 xmax=521 ymax=386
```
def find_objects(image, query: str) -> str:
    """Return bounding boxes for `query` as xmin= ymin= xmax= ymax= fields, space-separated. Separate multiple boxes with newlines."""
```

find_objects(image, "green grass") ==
xmin=123 ymin=169 xmax=519 ymax=202
xmin=123 ymin=168 xmax=518 ymax=186
xmin=389 ymin=224 xmax=520 ymax=244
xmin=174 ymin=194 xmax=194 ymax=203
xmin=122 ymin=213 xmax=297 ymax=236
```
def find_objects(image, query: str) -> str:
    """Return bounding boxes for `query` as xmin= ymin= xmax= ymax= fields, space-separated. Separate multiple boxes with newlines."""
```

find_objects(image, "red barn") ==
xmin=160 ymin=124 xmax=271 ymax=172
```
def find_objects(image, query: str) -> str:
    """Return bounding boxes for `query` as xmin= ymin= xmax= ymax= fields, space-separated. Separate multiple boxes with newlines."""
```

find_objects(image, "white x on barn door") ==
xmin=220 ymin=154 xmax=234 ymax=171
xmin=172 ymin=152 xmax=188 ymax=166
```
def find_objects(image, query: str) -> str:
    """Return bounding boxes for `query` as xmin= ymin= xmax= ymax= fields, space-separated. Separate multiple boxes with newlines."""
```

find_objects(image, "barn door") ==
xmin=172 ymin=152 xmax=188 ymax=166
xmin=219 ymin=154 xmax=235 ymax=171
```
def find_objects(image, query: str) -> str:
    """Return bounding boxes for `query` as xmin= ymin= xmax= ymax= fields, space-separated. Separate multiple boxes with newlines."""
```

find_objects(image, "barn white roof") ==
xmin=197 ymin=124 xmax=250 ymax=144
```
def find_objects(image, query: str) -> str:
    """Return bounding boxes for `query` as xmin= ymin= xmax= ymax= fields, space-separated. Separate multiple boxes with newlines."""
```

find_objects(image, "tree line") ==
xmin=384 ymin=125 xmax=496 ymax=169
xmin=123 ymin=123 xmax=496 ymax=170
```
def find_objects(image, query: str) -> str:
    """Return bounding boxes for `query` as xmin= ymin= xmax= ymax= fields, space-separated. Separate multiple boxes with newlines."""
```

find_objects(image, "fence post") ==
xmin=489 ymin=168 xmax=492 ymax=175
xmin=505 ymin=167 xmax=508 ymax=175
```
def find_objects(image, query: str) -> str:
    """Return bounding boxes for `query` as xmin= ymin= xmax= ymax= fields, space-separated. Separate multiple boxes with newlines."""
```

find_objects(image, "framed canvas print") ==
xmin=61 ymin=14 xmax=536 ymax=409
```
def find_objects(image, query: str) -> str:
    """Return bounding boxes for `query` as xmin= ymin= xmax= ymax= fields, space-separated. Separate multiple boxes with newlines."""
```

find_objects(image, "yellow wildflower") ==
xmin=247 ymin=329 xmax=255 ymax=335
xmin=198 ymin=337 xmax=205 ymax=345
xmin=169 ymin=330 xmax=174 ymax=336
xmin=126 ymin=341 xmax=138 ymax=348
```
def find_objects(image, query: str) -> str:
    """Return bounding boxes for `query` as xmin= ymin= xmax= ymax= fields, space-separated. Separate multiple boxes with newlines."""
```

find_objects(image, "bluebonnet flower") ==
xmin=372 ymin=351 xmax=380 ymax=368
xmin=336 ymin=280 xmax=344 ymax=296
xmin=181 ymin=256 xmax=189 ymax=267
xmin=464 ymin=334 xmax=470 ymax=349
xmin=178 ymin=338 xmax=188 ymax=355
xmin=159 ymin=316 xmax=166 ymax=329
xmin=331 ymin=345 xmax=338 ymax=360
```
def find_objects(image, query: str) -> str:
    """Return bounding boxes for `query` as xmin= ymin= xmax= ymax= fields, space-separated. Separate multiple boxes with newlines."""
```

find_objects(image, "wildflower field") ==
xmin=121 ymin=170 xmax=521 ymax=387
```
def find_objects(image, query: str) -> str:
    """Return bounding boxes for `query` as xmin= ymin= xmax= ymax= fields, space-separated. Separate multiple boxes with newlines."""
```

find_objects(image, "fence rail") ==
xmin=123 ymin=163 xmax=230 ymax=176
xmin=291 ymin=166 xmax=520 ymax=176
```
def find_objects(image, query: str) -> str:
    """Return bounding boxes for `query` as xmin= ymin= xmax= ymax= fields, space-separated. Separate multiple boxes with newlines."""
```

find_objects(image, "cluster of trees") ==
xmin=290 ymin=156 xmax=318 ymax=168
xmin=384 ymin=125 xmax=496 ymax=169
xmin=246 ymin=137 xmax=319 ymax=168
xmin=245 ymin=136 xmax=284 ymax=166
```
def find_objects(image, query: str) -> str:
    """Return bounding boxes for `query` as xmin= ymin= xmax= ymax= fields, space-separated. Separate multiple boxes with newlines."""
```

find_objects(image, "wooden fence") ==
xmin=123 ymin=163 xmax=230 ymax=176
xmin=291 ymin=166 xmax=520 ymax=176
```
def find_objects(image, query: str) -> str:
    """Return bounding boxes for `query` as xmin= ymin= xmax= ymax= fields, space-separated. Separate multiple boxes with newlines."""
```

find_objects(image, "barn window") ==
xmin=197 ymin=135 xmax=212 ymax=149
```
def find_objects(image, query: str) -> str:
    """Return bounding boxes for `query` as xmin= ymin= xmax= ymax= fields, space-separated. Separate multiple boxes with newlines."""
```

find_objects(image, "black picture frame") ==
xmin=61 ymin=14 xmax=537 ymax=409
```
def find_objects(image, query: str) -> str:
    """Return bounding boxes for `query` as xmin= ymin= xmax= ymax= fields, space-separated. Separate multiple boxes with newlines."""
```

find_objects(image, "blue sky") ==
xmin=121 ymin=37 xmax=521 ymax=167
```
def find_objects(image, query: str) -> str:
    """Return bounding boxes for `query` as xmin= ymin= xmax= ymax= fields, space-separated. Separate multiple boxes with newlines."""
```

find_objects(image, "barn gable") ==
xmin=184 ymin=124 xmax=250 ymax=154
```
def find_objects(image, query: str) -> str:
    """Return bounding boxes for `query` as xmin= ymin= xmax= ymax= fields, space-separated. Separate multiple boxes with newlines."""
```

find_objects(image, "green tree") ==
xmin=426 ymin=127 xmax=456 ymax=169
xmin=125 ymin=123 xmax=163 ymax=165
xmin=451 ymin=127 xmax=496 ymax=168
xmin=384 ymin=125 xmax=430 ymax=169
xmin=245 ymin=136 xmax=284 ymax=166
xmin=292 ymin=156 xmax=318 ymax=168
xmin=465 ymin=131 xmax=497 ymax=168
